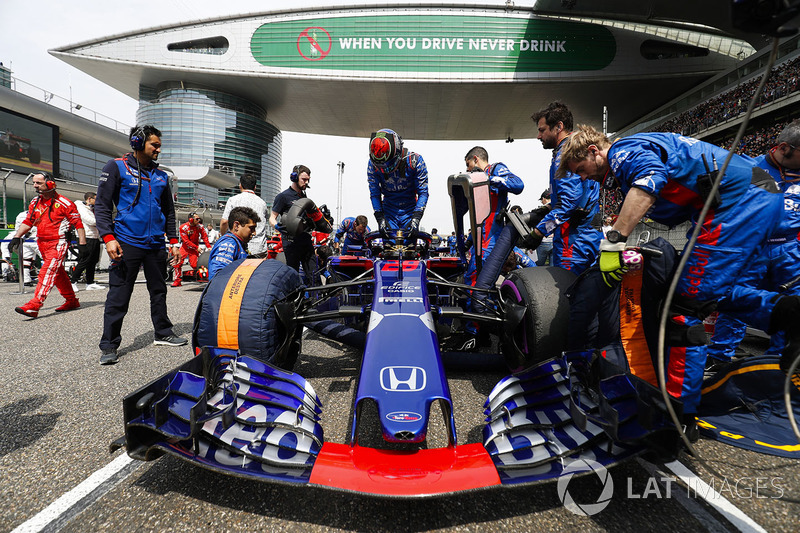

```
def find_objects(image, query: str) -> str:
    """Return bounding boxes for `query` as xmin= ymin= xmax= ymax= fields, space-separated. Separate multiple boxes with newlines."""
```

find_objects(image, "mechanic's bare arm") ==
xmin=612 ymin=187 xmax=657 ymax=238
xmin=77 ymin=228 xmax=86 ymax=246
xmin=269 ymin=210 xmax=280 ymax=227
xmin=13 ymin=222 xmax=32 ymax=239
xmin=219 ymin=218 xmax=229 ymax=235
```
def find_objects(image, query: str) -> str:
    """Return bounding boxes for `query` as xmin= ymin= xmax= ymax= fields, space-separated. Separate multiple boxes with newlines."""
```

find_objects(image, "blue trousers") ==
xmin=100 ymin=241 xmax=174 ymax=350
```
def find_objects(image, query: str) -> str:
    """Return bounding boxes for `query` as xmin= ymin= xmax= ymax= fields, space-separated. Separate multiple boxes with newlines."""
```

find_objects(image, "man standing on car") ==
xmin=172 ymin=212 xmax=210 ymax=287
xmin=12 ymin=172 xmax=85 ymax=318
xmin=367 ymin=128 xmax=429 ymax=237
xmin=220 ymin=173 xmax=269 ymax=256
xmin=95 ymin=125 xmax=187 ymax=365
xmin=558 ymin=124 xmax=797 ymax=432
xmin=70 ymin=191 xmax=105 ymax=291
xmin=530 ymin=102 xmax=602 ymax=274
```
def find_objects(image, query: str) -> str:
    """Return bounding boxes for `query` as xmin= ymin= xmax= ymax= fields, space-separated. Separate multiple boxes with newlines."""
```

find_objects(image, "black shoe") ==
xmin=154 ymin=335 xmax=188 ymax=347
xmin=100 ymin=349 xmax=119 ymax=365
xmin=682 ymin=414 xmax=700 ymax=443
xmin=703 ymin=356 xmax=730 ymax=377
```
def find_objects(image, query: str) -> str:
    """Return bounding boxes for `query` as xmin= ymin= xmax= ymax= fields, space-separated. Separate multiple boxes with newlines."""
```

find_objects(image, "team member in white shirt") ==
xmin=220 ymin=174 xmax=269 ymax=255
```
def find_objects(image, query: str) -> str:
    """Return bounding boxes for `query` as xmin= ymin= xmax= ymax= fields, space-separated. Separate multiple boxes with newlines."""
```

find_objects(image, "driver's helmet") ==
xmin=369 ymin=129 xmax=403 ymax=172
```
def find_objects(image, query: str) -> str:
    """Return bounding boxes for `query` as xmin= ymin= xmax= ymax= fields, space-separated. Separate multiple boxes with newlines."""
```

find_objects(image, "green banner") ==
xmin=251 ymin=15 xmax=615 ymax=72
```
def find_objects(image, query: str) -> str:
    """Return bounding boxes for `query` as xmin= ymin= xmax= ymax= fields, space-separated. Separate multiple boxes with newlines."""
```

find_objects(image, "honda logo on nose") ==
xmin=380 ymin=366 xmax=427 ymax=392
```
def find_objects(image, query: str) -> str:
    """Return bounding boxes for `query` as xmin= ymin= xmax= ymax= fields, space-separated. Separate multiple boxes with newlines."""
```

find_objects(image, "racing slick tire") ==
xmin=197 ymin=250 xmax=210 ymax=270
xmin=28 ymin=147 xmax=41 ymax=164
xmin=499 ymin=266 xmax=576 ymax=371
xmin=192 ymin=258 xmax=304 ymax=369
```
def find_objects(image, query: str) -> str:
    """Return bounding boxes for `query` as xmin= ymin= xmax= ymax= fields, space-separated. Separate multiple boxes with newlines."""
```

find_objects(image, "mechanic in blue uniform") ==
xmin=707 ymin=120 xmax=800 ymax=364
xmin=367 ymin=129 xmax=429 ymax=236
xmin=535 ymin=189 xmax=554 ymax=266
xmin=462 ymin=146 xmax=525 ymax=286
xmin=447 ymin=232 xmax=458 ymax=256
xmin=334 ymin=215 xmax=370 ymax=255
xmin=531 ymin=102 xmax=602 ymax=274
xmin=95 ymin=125 xmax=186 ymax=365
xmin=559 ymin=125 xmax=797 ymax=430
xmin=447 ymin=146 xmax=524 ymax=350
xmin=208 ymin=206 xmax=259 ymax=279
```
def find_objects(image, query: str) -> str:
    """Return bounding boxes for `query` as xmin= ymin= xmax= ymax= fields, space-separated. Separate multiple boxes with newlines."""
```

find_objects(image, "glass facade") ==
xmin=136 ymin=83 xmax=281 ymax=207
xmin=59 ymin=142 xmax=115 ymax=186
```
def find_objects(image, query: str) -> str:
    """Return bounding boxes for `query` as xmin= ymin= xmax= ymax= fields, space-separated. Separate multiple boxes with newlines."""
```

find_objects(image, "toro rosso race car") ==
xmin=113 ymin=173 xmax=800 ymax=497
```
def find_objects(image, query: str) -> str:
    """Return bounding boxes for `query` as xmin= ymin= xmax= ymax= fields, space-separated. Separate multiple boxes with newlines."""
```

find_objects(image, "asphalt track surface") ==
xmin=1 ymin=274 xmax=798 ymax=533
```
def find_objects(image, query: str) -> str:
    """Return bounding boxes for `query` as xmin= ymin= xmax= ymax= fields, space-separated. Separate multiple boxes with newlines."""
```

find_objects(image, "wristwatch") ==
xmin=606 ymin=229 xmax=628 ymax=243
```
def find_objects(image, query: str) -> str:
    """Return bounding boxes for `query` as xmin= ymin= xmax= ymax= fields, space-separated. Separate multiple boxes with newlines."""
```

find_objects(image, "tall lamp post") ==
xmin=336 ymin=161 xmax=345 ymax=224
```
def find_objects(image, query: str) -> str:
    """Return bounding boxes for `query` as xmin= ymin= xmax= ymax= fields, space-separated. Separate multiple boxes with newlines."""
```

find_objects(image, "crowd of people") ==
xmin=654 ymin=56 xmax=800 ymax=137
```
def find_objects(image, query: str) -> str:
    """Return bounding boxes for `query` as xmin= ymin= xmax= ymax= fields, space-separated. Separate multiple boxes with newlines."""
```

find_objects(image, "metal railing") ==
xmin=7 ymin=76 xmax=131 ymax=134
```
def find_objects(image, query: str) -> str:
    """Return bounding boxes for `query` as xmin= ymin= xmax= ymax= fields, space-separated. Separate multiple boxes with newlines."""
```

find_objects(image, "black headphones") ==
xmin=130 ymin=126 xmax=146 ymax=151
xmin=290 ymin=165 xmax=299 ymax=183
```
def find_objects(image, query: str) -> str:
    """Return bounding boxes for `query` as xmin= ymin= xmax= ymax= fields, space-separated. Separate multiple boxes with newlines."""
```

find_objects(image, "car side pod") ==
xmin=308 ymin=442 xmax=501 ymax=496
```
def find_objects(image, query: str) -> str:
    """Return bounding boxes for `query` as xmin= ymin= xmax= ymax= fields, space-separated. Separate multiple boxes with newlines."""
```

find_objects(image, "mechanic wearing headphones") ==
xmin=270 ymin=164 xmax=320 ymax=284
xmin=94 ymin=124 xmax=186 ymax=365
xmin=12 ymin=172 xmax=86 ymax=318
xmin=367 ymin=128 xmax=429 ymax=238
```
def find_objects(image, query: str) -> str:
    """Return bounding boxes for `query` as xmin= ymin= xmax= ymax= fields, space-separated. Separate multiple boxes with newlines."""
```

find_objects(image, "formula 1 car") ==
xmin=0 ymin=129 xmax=41 ymax=164
xmin=112 ymin=173 xmax=730 ymax=496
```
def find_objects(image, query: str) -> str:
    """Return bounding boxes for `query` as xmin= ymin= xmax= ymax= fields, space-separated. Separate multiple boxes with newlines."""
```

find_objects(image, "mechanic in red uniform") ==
xmin=172 ymin=212 xmax=210 ymax=287
xmin=11 ymin=173 xmax=86 ymax=318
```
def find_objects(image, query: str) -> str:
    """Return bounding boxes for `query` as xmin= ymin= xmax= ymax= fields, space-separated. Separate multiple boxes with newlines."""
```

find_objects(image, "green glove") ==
xmin=599 ymin=239 xmax=628 ymax=287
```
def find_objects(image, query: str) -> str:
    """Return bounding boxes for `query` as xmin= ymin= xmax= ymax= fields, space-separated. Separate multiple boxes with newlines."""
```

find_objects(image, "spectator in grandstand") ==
xmin=220 ymin=173 xmax=269 ymax=256
xmin=708 ymin=120 xmax=800 ymax=366
xmin=655 ymin=57 xmax=800 ymax=137
xmin=558 ymin=125 xmax=799 ymax=436
xmin=531 ymin=102 xmax=602 ymax=274
xmin=208 ymin=207 xmax=259 ymax=279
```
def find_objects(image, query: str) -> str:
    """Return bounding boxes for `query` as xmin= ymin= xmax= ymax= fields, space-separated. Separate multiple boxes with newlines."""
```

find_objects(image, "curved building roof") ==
xmin=50 ymin=3 xmax=758 ymax=140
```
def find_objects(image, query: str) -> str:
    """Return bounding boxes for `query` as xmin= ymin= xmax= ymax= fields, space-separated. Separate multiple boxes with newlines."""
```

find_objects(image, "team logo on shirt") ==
xmin=610 ymin=150 xmax=630 ymax=174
